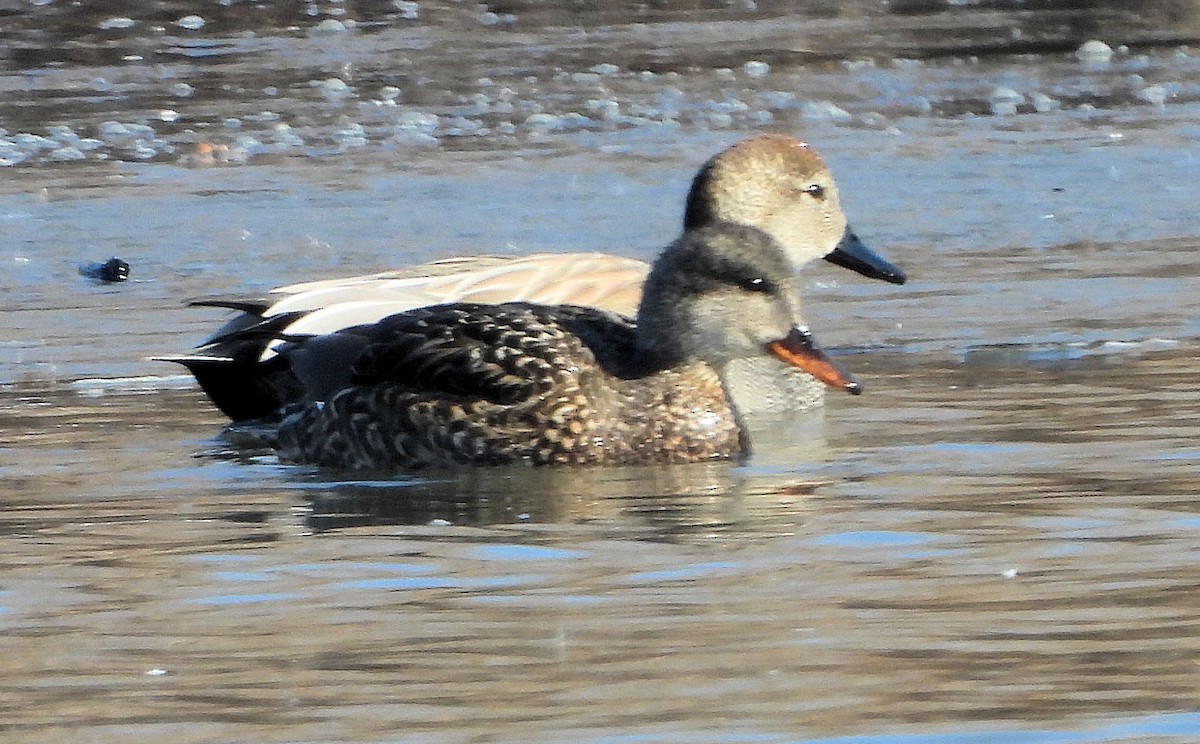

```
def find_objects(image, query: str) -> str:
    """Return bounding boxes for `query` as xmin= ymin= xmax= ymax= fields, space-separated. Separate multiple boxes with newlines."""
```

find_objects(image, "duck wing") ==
xmin=340 ymin=302 xmax=633 ymax=405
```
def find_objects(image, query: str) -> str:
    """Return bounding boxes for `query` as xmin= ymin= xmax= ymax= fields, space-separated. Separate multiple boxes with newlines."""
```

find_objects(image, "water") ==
xmin=3 ymin=3 xmax=1200 ymax=742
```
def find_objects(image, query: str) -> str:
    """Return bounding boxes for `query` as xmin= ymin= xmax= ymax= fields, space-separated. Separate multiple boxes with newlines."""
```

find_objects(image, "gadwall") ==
xmin=275 ymin=222 xmax=861 ymax=470
xmin=166 ymin=134 xmax=905 ymax=421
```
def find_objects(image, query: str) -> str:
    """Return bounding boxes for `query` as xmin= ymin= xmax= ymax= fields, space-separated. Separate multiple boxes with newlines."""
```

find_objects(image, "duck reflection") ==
xmin=299 ymin=412 xmax=835 ymax=539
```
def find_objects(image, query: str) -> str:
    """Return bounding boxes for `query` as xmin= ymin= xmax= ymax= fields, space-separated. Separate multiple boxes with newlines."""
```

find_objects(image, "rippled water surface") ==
xmin=3 ymin=2 xmax=1200 ymax=742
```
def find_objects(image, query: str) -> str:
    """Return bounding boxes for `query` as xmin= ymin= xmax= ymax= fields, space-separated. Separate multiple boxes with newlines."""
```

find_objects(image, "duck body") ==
xmin=275 ymin=303 xmax=740 ymax=470
xmin=274 ymin=222 xmax=860 ymax=471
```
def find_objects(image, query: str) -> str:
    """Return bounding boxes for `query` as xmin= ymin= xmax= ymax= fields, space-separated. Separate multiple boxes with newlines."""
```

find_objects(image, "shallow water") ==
xmin=3 ymin=2 xmax=1200 ymax=743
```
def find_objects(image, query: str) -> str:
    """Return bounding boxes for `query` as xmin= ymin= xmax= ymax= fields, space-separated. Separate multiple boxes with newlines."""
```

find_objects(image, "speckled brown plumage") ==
xmin=275 ymin=303 xmax=741 ymax=469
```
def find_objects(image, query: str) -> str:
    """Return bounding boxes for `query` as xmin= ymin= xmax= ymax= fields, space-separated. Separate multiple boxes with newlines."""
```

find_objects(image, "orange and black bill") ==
xmin=767 ymin=327 xmax=862 ymax=395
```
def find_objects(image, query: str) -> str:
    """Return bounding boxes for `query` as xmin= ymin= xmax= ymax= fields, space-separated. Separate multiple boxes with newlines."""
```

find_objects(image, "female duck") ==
xmin=275 ymin=222 xmax=861 ymax=470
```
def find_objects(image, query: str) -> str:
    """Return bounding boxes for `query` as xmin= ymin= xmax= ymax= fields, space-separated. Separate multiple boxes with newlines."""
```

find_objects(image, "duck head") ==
xmin=683 ymin=134 xmax=906 ymax=285
xmin=637 ymin=221 xmax=860 ymax=398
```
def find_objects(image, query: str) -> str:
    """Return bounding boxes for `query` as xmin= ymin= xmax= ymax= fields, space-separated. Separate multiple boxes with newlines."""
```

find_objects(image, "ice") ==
xmin=1030 ymin=92 xmax=1060 ymax=113
xmin=585 ymin=99 xmax=620 ymax=121
xmin=46 ymin=146 xmax=86 ymax=161
xmin=98 ymin=17 xmax=135 ymax=30
xmin=1136 ymin=84 xmax=1167 ymax=107
xmin=315 ymin=78 xmax=353 ymax=101
xmin=759 ymin=91 xmax=798 ymax=110
xmin=176 ymin=15 xmax=206 ymax=30
xmin=988 ymin=86 xmax=1024 ymax=115
xmin=332 ymin=121 xmax=368 ymax=149
xmin=1076 ymin=39 xmax=1114 ymax=65
xmin=800 ymin=101 xmax=852 ymax=124
xmin=742 ymin=60 xmax=770 ymax=78
xmin=14 ymin=132 xmax=56 ymax=151
xmin=310 ymin=19 xmax=348 ymax=35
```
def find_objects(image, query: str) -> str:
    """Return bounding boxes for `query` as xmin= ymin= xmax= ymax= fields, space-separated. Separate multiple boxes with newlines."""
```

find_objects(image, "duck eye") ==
xmin=738 ymin=276 xmax=773 ymax=294
xmin=804 ymin=183 xmax=825 ymax=199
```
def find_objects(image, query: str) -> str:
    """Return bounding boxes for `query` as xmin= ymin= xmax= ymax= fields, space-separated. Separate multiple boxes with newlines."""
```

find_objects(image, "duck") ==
xmin=164 ymin=133 xmax=906 ymax=421
xmin=274 ymin=221 xmax=862 ymax=470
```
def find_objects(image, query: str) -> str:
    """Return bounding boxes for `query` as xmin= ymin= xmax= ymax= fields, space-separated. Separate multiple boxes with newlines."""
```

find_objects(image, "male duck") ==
xmin=275 ymin=222 xmax=861 ymax=470
xmin=166 ymin=134 xmax=905 ymax=421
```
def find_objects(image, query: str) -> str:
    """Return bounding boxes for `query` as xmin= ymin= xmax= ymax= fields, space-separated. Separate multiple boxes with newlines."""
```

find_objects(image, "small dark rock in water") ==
xmin=80 ymin=257 xmax=130 ymax=282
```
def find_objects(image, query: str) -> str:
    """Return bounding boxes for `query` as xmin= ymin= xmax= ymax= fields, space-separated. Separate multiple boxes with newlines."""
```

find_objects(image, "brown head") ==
xmin=683 ymin=134 xmax=906 ymax=284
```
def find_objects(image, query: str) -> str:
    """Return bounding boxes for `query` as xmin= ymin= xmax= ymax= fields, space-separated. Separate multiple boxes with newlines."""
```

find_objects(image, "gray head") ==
xmin=637 ymin=221 xmax=860 ymax=394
